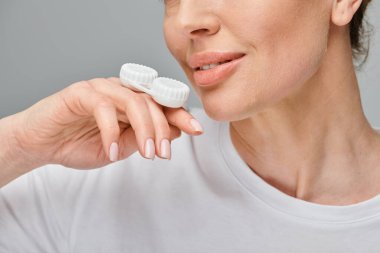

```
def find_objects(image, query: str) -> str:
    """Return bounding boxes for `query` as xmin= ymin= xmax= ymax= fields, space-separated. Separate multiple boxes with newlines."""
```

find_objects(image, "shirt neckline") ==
xmin=218 ymin=120 xmax=380 ymax=223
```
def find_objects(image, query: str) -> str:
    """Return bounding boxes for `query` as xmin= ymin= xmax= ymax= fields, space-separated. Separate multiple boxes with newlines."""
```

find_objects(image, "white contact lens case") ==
xmin=120 ymin=63 xmax=190 ymax=108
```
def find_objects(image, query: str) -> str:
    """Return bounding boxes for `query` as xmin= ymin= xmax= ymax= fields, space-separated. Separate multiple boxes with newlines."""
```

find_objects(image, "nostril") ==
xmin=191 ymin=28 xmax=210 ymax=36
xmin=180 ymin=16 xmax=221 ymax=38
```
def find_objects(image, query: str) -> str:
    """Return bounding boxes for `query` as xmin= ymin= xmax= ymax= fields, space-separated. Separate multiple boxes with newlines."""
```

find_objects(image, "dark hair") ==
xmin=350 ymin=0 xmax=373 ymax=66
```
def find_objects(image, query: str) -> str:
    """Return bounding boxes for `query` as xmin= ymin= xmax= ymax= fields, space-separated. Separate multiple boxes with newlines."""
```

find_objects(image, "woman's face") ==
xmin=163 ymin=0 xmax=332 ymax=121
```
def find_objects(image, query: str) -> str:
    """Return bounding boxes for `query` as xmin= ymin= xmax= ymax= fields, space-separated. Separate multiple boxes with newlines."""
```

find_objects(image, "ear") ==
xmin=332 ymin=0 xmax=363 ymax=26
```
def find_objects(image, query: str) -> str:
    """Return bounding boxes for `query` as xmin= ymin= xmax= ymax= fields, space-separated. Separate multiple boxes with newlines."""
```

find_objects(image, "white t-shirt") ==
xmin=2 ymin=107 xmax=380 ymax=252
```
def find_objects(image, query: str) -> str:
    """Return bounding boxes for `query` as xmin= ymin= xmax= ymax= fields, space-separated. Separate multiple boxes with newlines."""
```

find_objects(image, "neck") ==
xmin=230 ymin=27 xmax=380 ymax=205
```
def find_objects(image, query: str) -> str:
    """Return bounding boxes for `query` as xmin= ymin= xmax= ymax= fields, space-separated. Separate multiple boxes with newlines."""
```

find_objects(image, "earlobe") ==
xmin=331 ymin=0 xmax=363 ymax=26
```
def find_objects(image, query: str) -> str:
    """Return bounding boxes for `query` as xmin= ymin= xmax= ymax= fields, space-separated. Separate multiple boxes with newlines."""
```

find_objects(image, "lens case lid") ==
xmin=120 ymin=63 xmax=190 ymax=108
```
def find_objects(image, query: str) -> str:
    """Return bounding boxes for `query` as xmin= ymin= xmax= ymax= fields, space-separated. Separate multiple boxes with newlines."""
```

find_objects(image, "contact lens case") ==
xmin=120 ymin=63 xmax=190 ymax=108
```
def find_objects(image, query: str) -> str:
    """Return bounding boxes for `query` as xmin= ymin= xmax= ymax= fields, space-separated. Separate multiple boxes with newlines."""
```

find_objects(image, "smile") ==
xmin=196 ymin=60 xmax=234 ymax=71
xmin=189 ymin=52 xmax=246 ymax=87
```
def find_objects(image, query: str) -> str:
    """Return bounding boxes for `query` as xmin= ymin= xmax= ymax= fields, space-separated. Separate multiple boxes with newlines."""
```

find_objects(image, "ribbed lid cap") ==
xmin=120 ymin=63 xmax=158 ymax=91
xmin=119 ymin=63 xmax=190 ymax=108
xmin=151 ymin=77 xmax=190 ymax=108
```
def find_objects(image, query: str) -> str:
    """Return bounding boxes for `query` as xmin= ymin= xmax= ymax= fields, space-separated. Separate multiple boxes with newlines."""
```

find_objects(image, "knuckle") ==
xmin=107 ymin=77 xmax=120 ymax=83
xmin=163 ymin=107 xmax=176 ymax=118
xmin=135 ymin=126 xmax=156 ymax=138
xmin=157 ymin=122 xmax=171 ymax=138
xmin=105 ymin=125 xmax=120 ymax=133
xmin=99 ymin=122 xmax=118 ymax=130
xmin=168 ymin=113 xmax=179 ymax=125
xmin=89 ymin=77 xmax=106 ymax=84
xmin=134 ymin=121 xmax=155 ymax=135
xmin=88 ymin=78 xmax=107 ymax=89
xmin=142 ymin=121 xmax=155 ymax=132
xmin=130 ymin=94 xmax=147 ymax=105
xmin=147 ymin=97 xmax=163 ymax=109
xmin=65 ymin=81 xmax=91 ymax=101
xmin=70 ymin=80 xmax=91 ymax=91
xmin=96 ymin=99 xmax=113 ymax=109
xmin=140 ymin=93 xmax=152 ymax=100
xmin=144 ymin=94 xmax=162 ymax=107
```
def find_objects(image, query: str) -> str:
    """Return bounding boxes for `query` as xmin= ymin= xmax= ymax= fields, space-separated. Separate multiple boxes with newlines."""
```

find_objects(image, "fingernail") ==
xmin=160 ymin=139 xmax=171 ymax=160
xmin=109 ymin=142 xmax=119 ymax=162
xmin=190 ymin=118 xmax=203 ymax=132
xmin=144 ymin=138 xmax=155 ymax=160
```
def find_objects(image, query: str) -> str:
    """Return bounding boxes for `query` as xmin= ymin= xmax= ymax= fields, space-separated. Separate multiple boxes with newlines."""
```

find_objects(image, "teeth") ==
xmin=198 ymin=60 xmax=232 ymax=71
xmin=200 ymin=63 xmax=220 ymax=70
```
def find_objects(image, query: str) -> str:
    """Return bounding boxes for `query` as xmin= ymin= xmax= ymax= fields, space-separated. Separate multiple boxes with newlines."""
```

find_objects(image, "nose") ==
xmin=176 ymin=2 xmax=220 ymax=39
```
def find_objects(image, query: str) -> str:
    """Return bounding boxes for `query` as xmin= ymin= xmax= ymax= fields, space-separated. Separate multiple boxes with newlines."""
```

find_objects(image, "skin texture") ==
xmin=163 ymin=0 xmax=380 ymax=205
xmin=0 ymin=78 xmax=203 ymax=187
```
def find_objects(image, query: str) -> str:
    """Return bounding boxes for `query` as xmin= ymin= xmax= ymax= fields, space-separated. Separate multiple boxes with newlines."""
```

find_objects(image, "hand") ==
xmin=12 ymin=77 xmax=203 ymax=170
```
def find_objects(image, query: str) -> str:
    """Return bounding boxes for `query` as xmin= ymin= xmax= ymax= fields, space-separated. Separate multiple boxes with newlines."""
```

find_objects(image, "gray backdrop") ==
xmin=1 ymin=1 xmax=379 ymax=125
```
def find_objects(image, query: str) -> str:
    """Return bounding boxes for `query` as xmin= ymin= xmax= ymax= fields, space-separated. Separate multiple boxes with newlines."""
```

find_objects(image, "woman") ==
xmin=0 ymin=0 xmax=378 ymax=251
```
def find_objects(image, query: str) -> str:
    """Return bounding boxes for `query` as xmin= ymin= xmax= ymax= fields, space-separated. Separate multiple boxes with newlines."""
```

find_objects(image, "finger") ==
xmin=87 ymin=78 xmax=136 ymax=124
xmin=107 ymin=77 xmax=124 ymax=86
xmin=63 ymin=82 xmax=120 ymax=162
xmin=169 ymin=125 xmax=182 ymax=140
xmin=89 ymin=78 xmax=199 ymax=159
xmin=118 ymin=127 xmax=138 ymax=160
xmin=108 ymin=77 xmax=202 ymax=137
xmin=124 ymin=93 xmax=156 ymax=160
xmin=93 ymin=101 xmax=120 ymax=162
xmin=164 ymin=107 xmax=204 ymax=136
xmin=118 ymin=124 xmax=181 ymax=161
xmin=145 ymin=97 xmax=172 ymax=159
xmin=87 ymin=78 xmax=158 ymax=160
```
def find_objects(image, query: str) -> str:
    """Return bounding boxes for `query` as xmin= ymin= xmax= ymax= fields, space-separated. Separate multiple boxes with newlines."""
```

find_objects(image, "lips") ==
xmin=189 ymin=52 xmax=246 ymax=86
xmin=189 ymin=52 xmax=245 ymax=70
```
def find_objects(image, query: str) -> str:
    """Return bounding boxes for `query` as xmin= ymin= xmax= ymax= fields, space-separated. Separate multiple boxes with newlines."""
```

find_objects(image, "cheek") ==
xmin=237 ymin=2 xmax=330 ymax=104
xmin=201 ymin=2 xmax=331 ymax=121
xmin=163 ymin=19 xmax=187 ymax=67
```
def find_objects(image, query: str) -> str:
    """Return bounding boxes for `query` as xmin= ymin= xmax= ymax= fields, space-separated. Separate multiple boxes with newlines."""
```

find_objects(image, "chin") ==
xmin=202 ymin=106 xmax=231 ymax=122
xmin=201 ymin=97 xmax=251 ymax=122
xmin=194 ymin=73 xmax=277 ymax=122
xmin=200 ymin=87 xmax=276 ymax=123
